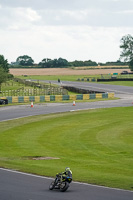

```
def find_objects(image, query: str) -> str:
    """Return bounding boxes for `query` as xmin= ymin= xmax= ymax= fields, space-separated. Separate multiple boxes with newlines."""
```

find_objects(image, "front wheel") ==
xmin=60 ymin=182 xmax=69 ymax=192
xmin=49 ymin=181 xmax=55 ymax=190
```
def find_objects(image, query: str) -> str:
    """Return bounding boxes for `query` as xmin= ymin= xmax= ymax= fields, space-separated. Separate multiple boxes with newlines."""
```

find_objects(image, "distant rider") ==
xmin=56 ymin=167 xmax=72 ymax=182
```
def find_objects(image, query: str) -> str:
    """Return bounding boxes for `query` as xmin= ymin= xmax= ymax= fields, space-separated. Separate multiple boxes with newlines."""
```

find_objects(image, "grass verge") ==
xmin=0 ymin=107 xmax=133 ymax=190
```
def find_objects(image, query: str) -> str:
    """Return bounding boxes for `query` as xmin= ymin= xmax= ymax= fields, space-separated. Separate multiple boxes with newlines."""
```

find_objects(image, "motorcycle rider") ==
xmin=56 ymin=167 xmax=72 ymax=182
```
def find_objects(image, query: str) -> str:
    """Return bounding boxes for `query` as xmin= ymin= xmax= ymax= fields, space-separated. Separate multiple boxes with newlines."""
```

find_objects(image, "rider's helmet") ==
xmin=65 ymin=167 xmax=70 ymax=172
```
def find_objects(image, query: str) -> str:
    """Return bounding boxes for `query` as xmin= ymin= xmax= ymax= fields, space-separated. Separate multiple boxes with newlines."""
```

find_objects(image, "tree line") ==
xmin=10 ymin=56 xmax=128 ymax=68
xmin=11 ymin=56 xmax=99 ymax=68
xmin=0 ymin=34 xmax=133 ymax=90
xmin=1 ymin=34 xmax=133 ymax=71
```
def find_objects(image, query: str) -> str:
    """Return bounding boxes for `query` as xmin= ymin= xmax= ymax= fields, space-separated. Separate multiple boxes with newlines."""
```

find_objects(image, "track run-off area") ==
xmin=0 ymin=81 xmax=133 ymax=200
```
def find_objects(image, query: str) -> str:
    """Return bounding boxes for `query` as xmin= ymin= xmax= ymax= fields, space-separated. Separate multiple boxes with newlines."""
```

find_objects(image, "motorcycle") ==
xmin=49 ymin=174 xmax=72 ymax=192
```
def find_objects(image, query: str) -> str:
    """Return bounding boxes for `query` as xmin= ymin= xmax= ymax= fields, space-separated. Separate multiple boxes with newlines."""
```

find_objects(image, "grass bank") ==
xmin=0 ymin=107 xmax=133 ymax=190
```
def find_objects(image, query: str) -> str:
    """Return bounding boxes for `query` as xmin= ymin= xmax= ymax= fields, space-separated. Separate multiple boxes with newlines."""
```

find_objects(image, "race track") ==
xmin=0 ymin=168 xmax=133 ymax=200
xmin=0 ymin=82 xmax=133 ymax=200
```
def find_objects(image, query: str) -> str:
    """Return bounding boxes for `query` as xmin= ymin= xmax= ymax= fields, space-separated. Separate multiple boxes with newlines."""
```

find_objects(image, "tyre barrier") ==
xmin=0 ymin=93 xmax=114 ymax=104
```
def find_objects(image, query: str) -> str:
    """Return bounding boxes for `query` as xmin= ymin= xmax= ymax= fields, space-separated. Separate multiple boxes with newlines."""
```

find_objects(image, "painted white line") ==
xmin=0 ymin=168 xmax=133 ymax=193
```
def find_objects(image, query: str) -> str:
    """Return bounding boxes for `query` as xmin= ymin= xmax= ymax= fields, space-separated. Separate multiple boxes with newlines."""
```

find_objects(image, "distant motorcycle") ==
xmin=49 ymin=174 xmax=72 ymax=192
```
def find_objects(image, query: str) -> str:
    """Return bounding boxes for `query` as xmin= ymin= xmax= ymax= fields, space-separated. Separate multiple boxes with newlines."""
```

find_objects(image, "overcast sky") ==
xmin=0 ymin=0 xmax=133 ymax=63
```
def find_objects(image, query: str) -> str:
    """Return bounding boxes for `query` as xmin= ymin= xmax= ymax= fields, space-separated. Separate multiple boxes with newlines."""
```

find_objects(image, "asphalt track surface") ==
xmin=1 ymin=168 xmax=133 ymax=200
xmin=39 ymin=80 xmax=133 ymax=95
xmin=0 ymin=81 xmax=133 ymax=122
xmin=0 ymin=81 xmax=133 ymax=200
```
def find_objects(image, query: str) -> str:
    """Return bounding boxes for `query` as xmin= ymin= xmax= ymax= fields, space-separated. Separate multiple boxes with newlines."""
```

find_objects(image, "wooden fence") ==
xmin=0 ymin=87 xmax=68 ymax=97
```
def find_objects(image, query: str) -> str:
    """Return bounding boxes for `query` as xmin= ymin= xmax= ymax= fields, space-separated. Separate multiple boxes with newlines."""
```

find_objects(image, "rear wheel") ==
xmin=60 ymin=182 xmax=69 ymax=192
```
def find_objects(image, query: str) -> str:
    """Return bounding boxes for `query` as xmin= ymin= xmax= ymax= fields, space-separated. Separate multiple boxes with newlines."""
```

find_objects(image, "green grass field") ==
xmin=0 ymin=107 xmax=133 ymax=190
xmin=16 ymin=75 xmax=100 ymax=81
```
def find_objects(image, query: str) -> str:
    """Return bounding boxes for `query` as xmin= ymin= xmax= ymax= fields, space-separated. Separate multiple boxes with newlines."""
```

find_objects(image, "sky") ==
xmin=0 ymin=0 xmax=133 ymax=64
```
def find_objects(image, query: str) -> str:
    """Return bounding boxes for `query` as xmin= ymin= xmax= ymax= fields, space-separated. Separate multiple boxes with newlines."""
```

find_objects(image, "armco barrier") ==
xmin=3 ymin=93 xmax=114 ymax=104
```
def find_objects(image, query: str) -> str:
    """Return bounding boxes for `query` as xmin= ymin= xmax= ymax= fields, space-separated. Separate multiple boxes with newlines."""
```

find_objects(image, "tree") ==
xmin=39 ymin=58 xmax=70 ymax=68
xmin=0 ymin=54 xmax=9 ymax=72
xmin=70 ymin=60 xmax=98 ymax=67
xmin=39 ymin=58 xmax=52 ymax=67
xmin=0 ymin=67 xmax=8 ymax=91
xmin=57 ymin=58 xmax=70 ymax=67
xmin=120 ymin=34 xmax=133 ymax=71
xmin=16 ymin=55 xmax=34 ymax=66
